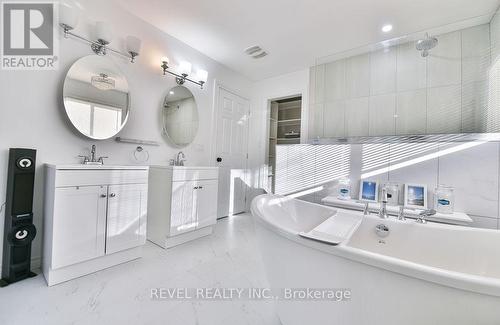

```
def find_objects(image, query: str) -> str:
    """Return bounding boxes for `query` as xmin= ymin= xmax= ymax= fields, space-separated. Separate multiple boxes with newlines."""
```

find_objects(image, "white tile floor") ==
xmin=0 ymin=213 xmax=281 ymax=325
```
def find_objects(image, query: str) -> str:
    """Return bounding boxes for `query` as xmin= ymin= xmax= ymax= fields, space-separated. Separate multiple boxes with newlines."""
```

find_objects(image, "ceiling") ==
xmin=116 ymin=0 xmax=500 ymax=81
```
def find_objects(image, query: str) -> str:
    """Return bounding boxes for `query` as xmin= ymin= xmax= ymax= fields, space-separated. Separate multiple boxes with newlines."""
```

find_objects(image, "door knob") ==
xmin=109 ymin=193 xmax=116 ymax=198
xmin=216 ymin=157 xmax=222 ymax=162
xmin=100 ymin=194 xmax=107 ymax=198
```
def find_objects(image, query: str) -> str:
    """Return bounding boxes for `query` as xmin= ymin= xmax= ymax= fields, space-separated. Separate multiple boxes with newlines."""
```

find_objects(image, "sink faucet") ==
xmin=90 ymin=144 xmax=96 ymax=162
xmin=378 ymin=188 xmax=389 ymax=219
xmin=175 ymin=151 xmax=186 ymax=166
xmin=79 ymin=145 xmax=108 ymax=165
xmin=416 ymin=209 xmax=436 ymax=224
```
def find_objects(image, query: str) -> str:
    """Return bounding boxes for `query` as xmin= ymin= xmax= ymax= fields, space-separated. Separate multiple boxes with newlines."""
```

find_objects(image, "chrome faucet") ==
xmin=90 ymin=144 xmax=96 ymax=162
xmin=416 ymin=209 xmax=436 ymax=224
xmin=79 ymin=145 xmax=108 ymax=165
xmin=398 ymin=206 xmax=406 ymax=221
xmin=173 ymin=151 xmax=186 ymax=166
xmin=378 ymin=188 xmax=389 ymax=219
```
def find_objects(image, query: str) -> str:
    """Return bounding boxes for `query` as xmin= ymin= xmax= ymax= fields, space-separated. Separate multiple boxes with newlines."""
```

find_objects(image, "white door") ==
xmin=106 ymin=184 xmax=148 ymax=254
xmin=52 ymin=186 xmax=107 ymax=269
xmin=170 ymin=181 xmax=197 ymax=236
xmin=215 ymin=87 xmax=250 ymax=218
xmin=194 ymin=179 xmax=218 ymax=228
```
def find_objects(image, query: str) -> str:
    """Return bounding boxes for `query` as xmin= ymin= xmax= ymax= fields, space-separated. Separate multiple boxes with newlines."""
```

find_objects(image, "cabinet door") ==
xmin=170 ymin=181 xmax=196 ymax=236
xmin=106 ymin=183 xmax=148 ymax=255
xmin=52 ymin=186 xmax=107 ymax=269
xmin=194 ymin=180 xmax=218 ymax=229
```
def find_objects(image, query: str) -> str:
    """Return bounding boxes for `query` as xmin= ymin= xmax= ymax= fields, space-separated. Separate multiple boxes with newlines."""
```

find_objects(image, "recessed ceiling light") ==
xmin=382 ymin=24 xmax=393 ymax=33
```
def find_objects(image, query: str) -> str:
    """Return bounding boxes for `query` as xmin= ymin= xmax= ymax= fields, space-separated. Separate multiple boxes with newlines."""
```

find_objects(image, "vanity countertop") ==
xmin=149 ymin=165 xmax=218 ymax=170
xmin=46 ymin=164 xmax=149 ymax=170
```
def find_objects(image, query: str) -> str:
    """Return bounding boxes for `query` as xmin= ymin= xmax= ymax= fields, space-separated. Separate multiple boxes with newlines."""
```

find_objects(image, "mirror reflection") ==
xmin=63 ymin=55 xmax=130 ymax=140
xmin=162 ymin=86 xmax=199 ymax=147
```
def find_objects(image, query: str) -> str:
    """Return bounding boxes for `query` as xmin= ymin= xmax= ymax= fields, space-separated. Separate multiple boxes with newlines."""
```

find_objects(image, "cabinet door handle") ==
xmin=193 ymin=186 xmax=199 ymax=190
xmin=198 ymin=186 xmax=203 ymax=189
xmin=109 ymin=193 xmax=116 ymax=198
xmin=100 ymin=194 xmax=107 ymax=198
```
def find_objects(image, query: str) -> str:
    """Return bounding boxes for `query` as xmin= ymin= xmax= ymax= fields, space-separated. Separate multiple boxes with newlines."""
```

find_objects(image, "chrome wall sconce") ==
xmin=59 ymin=4 xmax=141 ymax=63
xmin=161 ymin=57 xmax=208 ymax=89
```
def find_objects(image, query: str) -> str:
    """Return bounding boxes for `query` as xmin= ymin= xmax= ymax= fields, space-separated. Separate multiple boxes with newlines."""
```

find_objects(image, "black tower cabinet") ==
xmin=1 ymin=148 xmax=37 ymax=286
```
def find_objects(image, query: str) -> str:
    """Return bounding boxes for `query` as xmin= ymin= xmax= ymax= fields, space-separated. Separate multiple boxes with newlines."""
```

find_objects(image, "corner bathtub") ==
xmin=251 ymin=194 xmax=500 ymax=325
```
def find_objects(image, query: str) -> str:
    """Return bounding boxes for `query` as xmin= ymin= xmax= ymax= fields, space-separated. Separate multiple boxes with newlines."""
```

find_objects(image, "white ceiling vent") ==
xmin=244 ymin=45 xmax=268 ymax=59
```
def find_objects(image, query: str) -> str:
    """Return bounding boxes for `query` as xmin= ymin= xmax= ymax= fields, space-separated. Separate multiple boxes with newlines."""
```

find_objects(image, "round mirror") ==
xmin=162 ymin=86 xmax=199 ymax=147
xmin=63 ymin=55 xmax=130 ymax=140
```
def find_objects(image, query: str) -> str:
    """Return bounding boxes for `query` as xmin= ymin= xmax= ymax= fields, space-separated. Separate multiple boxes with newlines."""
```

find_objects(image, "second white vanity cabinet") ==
xmin=147 ymin=166 xmax=218 ymax=248
xmin=43 ymin=165 xmax=148 ymax=286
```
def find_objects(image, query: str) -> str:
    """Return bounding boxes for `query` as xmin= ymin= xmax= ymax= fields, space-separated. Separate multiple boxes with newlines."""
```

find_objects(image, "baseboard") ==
xmin=44 ymin=246 xmax=142 ymax=286
xmin=164 ymin=226 xmax=213 ymax=249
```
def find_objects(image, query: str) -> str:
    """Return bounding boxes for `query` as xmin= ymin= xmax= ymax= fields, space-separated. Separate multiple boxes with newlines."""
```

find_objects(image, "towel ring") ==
xmin=133 ymin=146 xmax=149 ymax=162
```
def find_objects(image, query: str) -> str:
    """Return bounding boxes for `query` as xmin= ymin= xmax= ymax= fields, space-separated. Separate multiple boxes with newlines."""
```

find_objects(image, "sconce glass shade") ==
xmin=59 ymin=4 xmax=79 ymax=30
xmin=126 ymin=36 xmax=141 ymax=55
xmin=178 ymin=61 xmax=192 ymax=76
xmin=197 ymin=69 xmax=208 ymax=83
xmin=161 ymin=56 xmax=170 ymax=64
xmin=95 ymin=21 xmax=113 ymax=44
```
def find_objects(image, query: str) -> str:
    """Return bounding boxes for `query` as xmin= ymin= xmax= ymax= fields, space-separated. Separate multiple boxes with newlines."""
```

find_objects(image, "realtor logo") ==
xmin=1 ymin=1 xmax=58 ymax=70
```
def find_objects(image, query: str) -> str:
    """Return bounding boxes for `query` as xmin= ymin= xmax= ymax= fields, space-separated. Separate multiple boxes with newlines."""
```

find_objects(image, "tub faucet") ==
xmin=378 ymin=188 xmax=389 ymax=219
xmin=398 ymin=206 xmax=406 ymax=221
xmin=416 ymin=209 xmax=436 ymax=224
xmin=363 ymin=202 xmax=370 ymax=216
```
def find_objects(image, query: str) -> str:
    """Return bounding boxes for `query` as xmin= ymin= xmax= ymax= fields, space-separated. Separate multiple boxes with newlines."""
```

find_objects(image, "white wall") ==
xmin=0 ymin=0 xmax=253 ymax=268
xmin=247 ymin=69 xmax=310 ymax=202
xmin=309 ymin=24 xmax=492 ymax=137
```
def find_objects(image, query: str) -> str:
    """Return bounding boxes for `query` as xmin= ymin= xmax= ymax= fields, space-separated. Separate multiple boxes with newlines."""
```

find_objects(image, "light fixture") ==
xmin=59 ymin=7 xmax=140 ymax=63
xmin=196 ymin=69 xmax=208 ymax=84
xmin=126 ymin=36 xmax=141 ymax=63
xmin=161 ymin=58 xmax=207 ymax=89
xmin=91 ymin=22 xmax=113 ymax=56
xmin=178 ymin=61 xmax=192 ymax=76
xmin=59 ymin=4 xmax=79 ymax=31
xmin=95 ymin=22 xmax=113 ymax=44
xmin=91 ymin=73 xmax=115 ymax=91
xmin=382 ymin=24 xmax=393 ymax=33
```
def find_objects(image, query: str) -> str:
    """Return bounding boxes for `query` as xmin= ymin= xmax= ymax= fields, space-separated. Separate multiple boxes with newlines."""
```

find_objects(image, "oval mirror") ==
xmin=162 ymin=86 xmax=199 ymax=147
xmin=63 ymin=55 xmax=130 ymax=140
